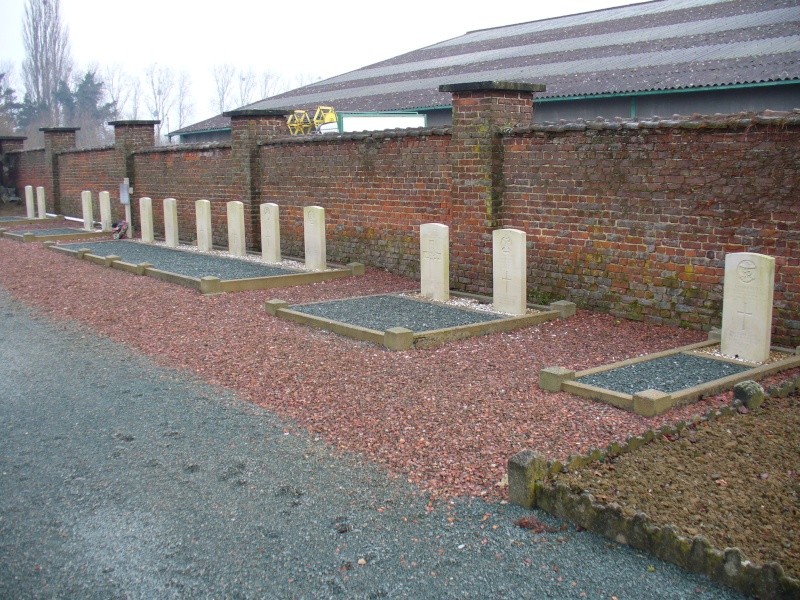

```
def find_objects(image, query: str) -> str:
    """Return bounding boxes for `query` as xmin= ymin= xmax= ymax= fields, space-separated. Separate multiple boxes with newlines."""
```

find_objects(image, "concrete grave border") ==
xmin=508 ymin=375 xmax=800 ymax=599
xmin=0 ymin=226 xmax=109 ymax=243
xmin=540 ymin=337 xmax=800 ymax=416
xmin=265 ymin=292 xmax=575 ymax=350
xmin=47 ymin=242 xmax=364 ymax=295
xmin=0 ymin=215 xmax=61 ymax=226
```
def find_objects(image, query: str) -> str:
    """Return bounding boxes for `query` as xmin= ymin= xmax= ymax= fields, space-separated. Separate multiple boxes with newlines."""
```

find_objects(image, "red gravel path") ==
xmin=0 ymin=235 xmax=733 ymax=501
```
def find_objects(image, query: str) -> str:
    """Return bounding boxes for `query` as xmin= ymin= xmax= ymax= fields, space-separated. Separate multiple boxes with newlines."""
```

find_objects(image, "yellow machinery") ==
xmin=287 ymin=106 xmax=337 ymax=135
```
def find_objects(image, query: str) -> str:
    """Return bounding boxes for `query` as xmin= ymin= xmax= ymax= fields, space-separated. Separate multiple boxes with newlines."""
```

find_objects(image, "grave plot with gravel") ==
xmin=60 ymin=240 xmax=302 ymax=280
xmin=290 ymin=294 xmax=504 ymax=331
xmin=1 ymin=226 xmax=110 ymax=243
xmin=271 ymin=293 xmax=562 ymax=350
xmin=578 ymin=353 xmax=751 ymax=394
xmin=22 ymin=227 xmax=92 ymax=236
xmin=547 ymin=343 xmax=800 ymax=417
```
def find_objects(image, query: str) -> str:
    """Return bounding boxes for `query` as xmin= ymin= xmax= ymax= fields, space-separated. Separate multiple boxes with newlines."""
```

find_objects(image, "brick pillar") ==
xmin=439 ymin=81 xmax=545 ymax=294
xmin=40 ymin=127 xmax=79 ymax=214
xmin=224 ymin=109 xmax=291 ymax=249
xmin=0 ymin=136 xmax=26 ymax=191
xmin=109 ymin=120 xmax=159 ymax=228
xmin=110 ymin=120 xmax=159 ymax=179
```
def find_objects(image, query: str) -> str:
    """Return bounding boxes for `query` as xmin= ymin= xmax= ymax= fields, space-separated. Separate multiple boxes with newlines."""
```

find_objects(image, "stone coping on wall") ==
xmin=107 ymin=120 xmax=161 ymax=127
xmin=57 ymin=144 xmax=115 ymax=155
xmin=3 ymin=147 xmax=45 ymax=154
xmin=261 ymin=126 xmax=452 ymax=146
xmin=47 ymin=242 xmax=362 ymax=294
xmin=508 ymin=377 xmax=800 ymax=600
xmin=132 ymin=141 xmax=232 ymax=155
xmin=540 ymin=339 xmax=800 ymax=416
xmin=0 ymin=227 xmax=109 ymax=243
xmin=265 ymin=292 xmax=574 ymax=350
xmin=514 ymin=108 xmax=800 ymax=134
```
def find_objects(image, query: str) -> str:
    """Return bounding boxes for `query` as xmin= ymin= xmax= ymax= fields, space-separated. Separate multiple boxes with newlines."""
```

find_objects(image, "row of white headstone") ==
xmin=23 ymin=185 xmax=48 ymax=220
xmin=138 ymin=198 xmax=329 ymax=272
xmin=421 ymin=225 xmax=777 ymax=361
xmin=420 ymin=222 xmax=529 ymax=316
xmin=79 ymin=190 xmax=115 ymax=232
xmin=80 ymin=192 xmax=776 ymax=358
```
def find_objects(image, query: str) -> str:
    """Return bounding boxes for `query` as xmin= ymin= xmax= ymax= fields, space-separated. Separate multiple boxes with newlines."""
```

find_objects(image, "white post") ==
xmin=492 ymin=228 xmax=527 ymax=315
xmin=36 ymin=186 xmax=46 ymax=219
xmin=196 ymin=199 xmax=213 ymax=252
xmin=163 ymin=197 xmax=179 ymax=247
xmin=81 ymin=190 xmax=94 ymax=231
xmin=227 ymin=201 xmax=246 ymax=257
xmin=99 ymin=191 xmax=112 ymax=232
xmin=139 ymin=197 xmax=154 ymax=243
xmin=420 ymin=223 xmax=449 ymax=301
xmin=260 ymin=202 xmax=281 ymax=263
xmin=24 ymin=185 xmax=35 ymax=219
xmin=303 ymin=206 xmax=326 ymax=271
xmin=124 ymin=204 xmax=133 ymax=238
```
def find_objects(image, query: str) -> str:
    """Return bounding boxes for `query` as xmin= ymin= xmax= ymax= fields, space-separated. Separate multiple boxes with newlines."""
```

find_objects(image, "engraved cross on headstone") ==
xmin=500 ymin=235 xmax=512 ymax=292
xmin=737 ymin=302 xmax=752 ymax=330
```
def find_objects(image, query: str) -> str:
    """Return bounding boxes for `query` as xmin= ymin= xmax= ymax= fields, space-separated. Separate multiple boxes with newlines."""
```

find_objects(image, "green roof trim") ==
xmin=534 ymin=79 xmax=800 ymax=103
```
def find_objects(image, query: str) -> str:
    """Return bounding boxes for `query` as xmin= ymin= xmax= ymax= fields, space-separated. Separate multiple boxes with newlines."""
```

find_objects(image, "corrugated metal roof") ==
xmin=169 ymin=114 xmax=231 ymax=136
xmin=246 ymin=0 xmax=800 ymax=113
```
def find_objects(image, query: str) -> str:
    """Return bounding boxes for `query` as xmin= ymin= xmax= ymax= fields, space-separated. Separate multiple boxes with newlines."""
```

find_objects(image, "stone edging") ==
xmin=46 ymin=243 xmax=362 ymax=294
xmin=508 ymin=376 xmax=800 ymax=600
xmin=265 ymin=294 xmax=574 ymax=351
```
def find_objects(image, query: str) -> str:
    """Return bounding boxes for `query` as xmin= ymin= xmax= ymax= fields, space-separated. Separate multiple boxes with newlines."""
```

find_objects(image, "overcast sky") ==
xmin=1 ymin=0 xmax=642 ymax=128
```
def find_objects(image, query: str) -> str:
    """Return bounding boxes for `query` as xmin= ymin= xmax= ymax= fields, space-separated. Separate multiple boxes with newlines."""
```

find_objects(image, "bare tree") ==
xmin=258 ymin=70 xmax=285 ymax=99
xmin=21 ymin=0 xmax=73 ymax=125
xmin=211 ymin=63 xmax=235 ymax=113
xmin=292 ymin=73 xmax=321 ymax=89
xmin=103 ymin=63 xmax=131 ymax=120
xmin=127 ymin=73 xmax=141 ymax=120
xmin=175 ymin=69 xmax=193 ymax=131
xmin=0 ymin=62 xmax=20 ymax=134
xmin=144 ymin=63 xmax=175 ymax=142
xmin=235 ymin=67 xmax=256 ymax=108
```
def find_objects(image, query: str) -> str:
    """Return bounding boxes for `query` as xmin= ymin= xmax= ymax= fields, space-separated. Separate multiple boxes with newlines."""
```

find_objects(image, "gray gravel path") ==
xmin=0 ymin=293 xmax=743 ymax=599
xmin=61 ymin=240 xmax=299 ymax=279
xmin=578 ymin=353 xmax=751 ymax=395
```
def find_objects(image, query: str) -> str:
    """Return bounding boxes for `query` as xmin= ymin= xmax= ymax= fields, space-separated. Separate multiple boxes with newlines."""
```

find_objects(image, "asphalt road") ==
xmin=0 ymin=292 xmax=744 ymax=599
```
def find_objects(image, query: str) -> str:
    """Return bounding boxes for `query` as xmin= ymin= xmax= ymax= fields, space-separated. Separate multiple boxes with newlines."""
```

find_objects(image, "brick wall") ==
xmin=4 ymin=101 xmax=798 ymax=346
xmin=260 ymin=130 xmax=452 ymax=273
xmin=500 ymin=117 xmax=800 ymax=344
xmin=9 ymin=149 xmax=47 ymax=197
xmin=132 ymin=144 xmax=241 ymax=245
xmin=57 ymin=147 xmax=124 ymax=221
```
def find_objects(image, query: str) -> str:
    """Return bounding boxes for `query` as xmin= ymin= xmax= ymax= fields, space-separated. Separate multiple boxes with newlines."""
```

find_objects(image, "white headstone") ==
xmin=195 ymin=199 xmax=213 ymax=252
xmin=227 ymin=201 xmax=246 ymax=257
xmin=99 ymin=191 xmax=112 ymax=232
xmin=720 ymin=252 xmax=775 ymax=363
xmin=24 ymin=185 xmax=35 ymax=219
xmin=163 ymin=197 xmax=179 ymax=247
xmin=420 ymin=223 xmax=449 ymax=301
xmin=260 ymin=202 xmax=281 ymax=263
xmin=81 ymin=190 xmax=94 ymax=231
xmin=36 ymin=186 xmax=46 ymax=219
xmin=492 ymin=228 xmax=527 ymax=315
xmin=303 ymin=205 xmax=326 ymax=271
xmin=139 ymin=197 xmax=154 ymax=243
